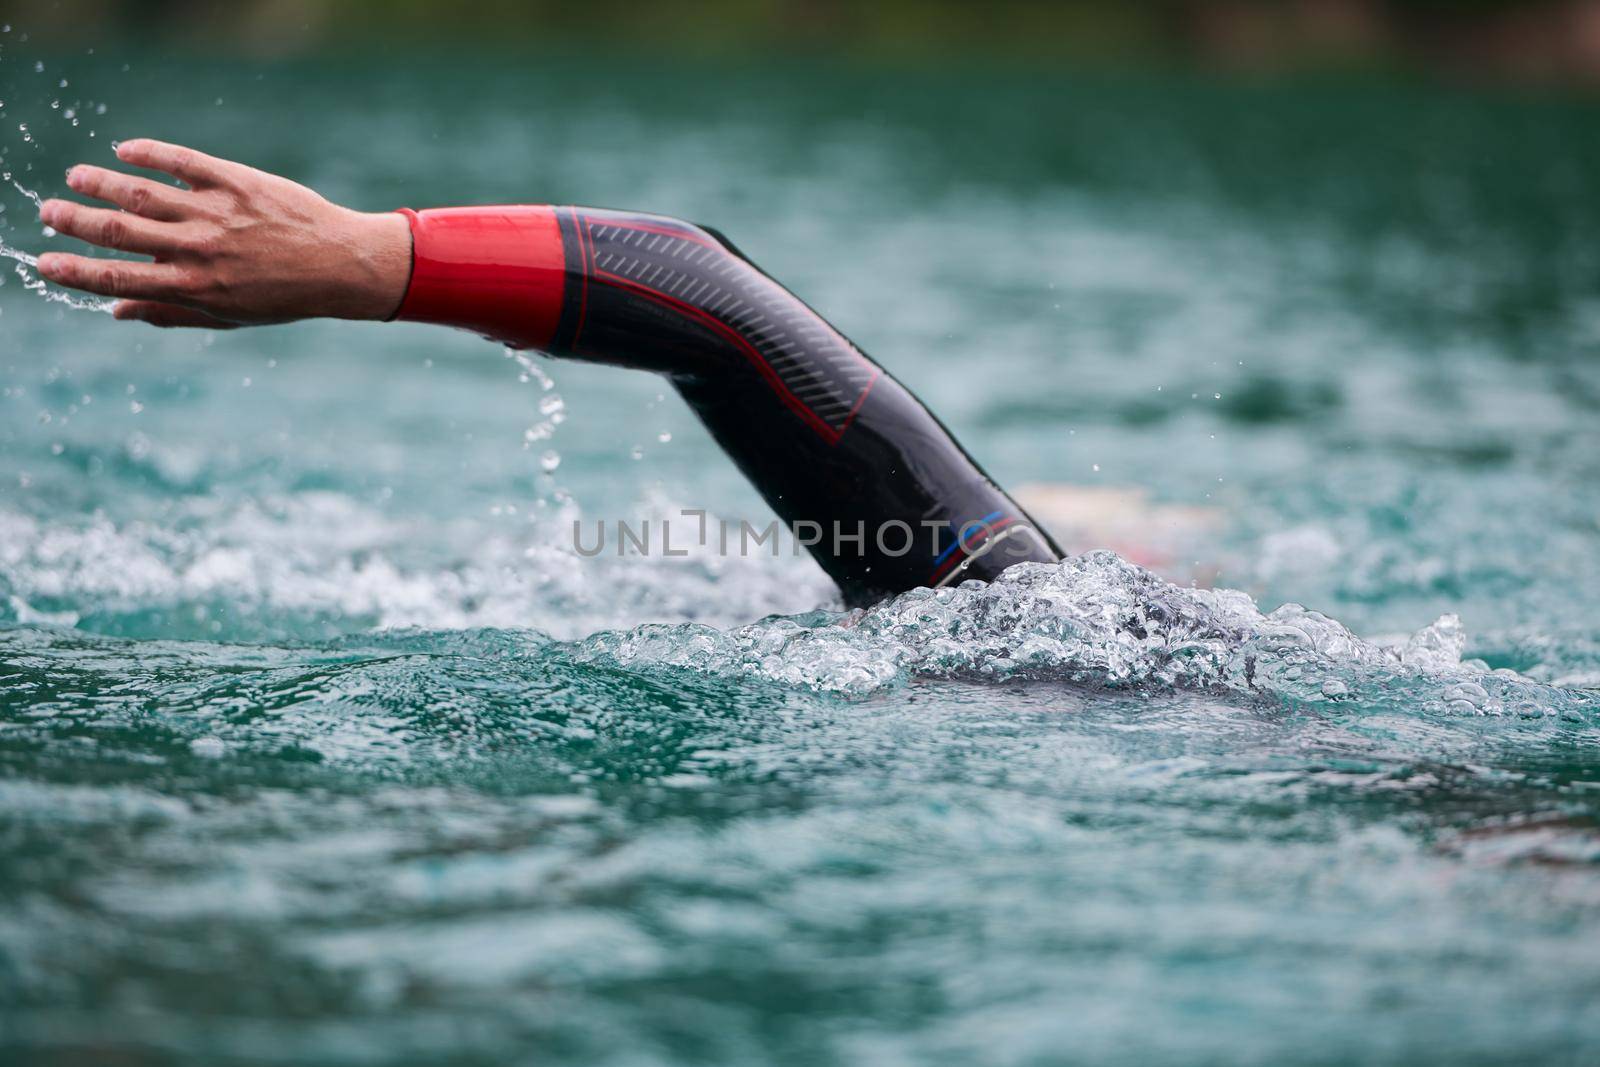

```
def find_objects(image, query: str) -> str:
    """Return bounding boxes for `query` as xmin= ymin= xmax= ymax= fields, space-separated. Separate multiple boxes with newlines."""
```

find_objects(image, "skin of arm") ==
xmin=37 ymin=138 xmax=410 ymax=326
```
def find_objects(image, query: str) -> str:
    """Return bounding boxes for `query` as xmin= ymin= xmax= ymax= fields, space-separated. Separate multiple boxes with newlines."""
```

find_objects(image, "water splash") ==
xmin=570 ymin=551 xmax=1598 ymax=719
xmin=0 ymin=243 xmax=116 ymax=313
xmin=506 ymin=347 xmax=570 ymax=496
xmin=0 ymin=491 xmax=833 ymax=641
xmin=510 ymin=347 xmax=566 ymax=447
xmin=0 ymin=174 xmax=114 ymax=314
xmin=9 ymin=176 xmax=42 ymax=208
xmin=1 ymin=28 xmax=117 ymax=317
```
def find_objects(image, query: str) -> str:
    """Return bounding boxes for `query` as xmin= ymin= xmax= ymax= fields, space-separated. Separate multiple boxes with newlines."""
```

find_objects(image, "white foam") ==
xmin=0 ymin=492 xmax=833 ymax=640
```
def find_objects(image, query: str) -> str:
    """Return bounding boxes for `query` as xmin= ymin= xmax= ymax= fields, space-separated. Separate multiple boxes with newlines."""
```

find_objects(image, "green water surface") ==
xmin=2 ymin=50 xmax=1600 ymax=1066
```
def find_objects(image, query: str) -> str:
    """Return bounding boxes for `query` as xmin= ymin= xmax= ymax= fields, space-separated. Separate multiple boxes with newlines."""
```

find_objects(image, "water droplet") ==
xmin=657 ymin=431 xmax=672 ymax=443
xmin=129 ymin=400 xmax=143 ymax=414
xmin=539 ymin=450 xmax=561 ymax=473
xmin=630 ymin=445 xmax=644 ymax=460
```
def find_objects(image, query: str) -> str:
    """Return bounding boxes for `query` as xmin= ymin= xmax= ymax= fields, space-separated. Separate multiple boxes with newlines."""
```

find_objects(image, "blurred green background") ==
xmin=5 ymin=0 xmax=1600 ymax=85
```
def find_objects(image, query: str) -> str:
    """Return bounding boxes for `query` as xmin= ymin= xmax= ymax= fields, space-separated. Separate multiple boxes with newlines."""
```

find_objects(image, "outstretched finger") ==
xmin=114 ymin=138 xmax=236 ymax=190
xmin=40 ymin=199 xmax=187 ymax=257
xmin=114 ymin=300 xmax=240 ymax=329
xmin=66 ymin=164 xmax=192 ymax=221
xmin=36 ymin=252 xmax=194 ymax=302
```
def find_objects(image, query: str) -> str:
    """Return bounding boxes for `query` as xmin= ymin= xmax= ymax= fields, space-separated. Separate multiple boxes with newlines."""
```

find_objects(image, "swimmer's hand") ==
xmin=36 ymin=139 xmax=410 ymax=328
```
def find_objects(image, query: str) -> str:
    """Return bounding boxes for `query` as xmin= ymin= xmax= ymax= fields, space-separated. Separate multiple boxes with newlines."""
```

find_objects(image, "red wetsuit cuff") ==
xmin=393 ymin=205 xmax=566 ymax=350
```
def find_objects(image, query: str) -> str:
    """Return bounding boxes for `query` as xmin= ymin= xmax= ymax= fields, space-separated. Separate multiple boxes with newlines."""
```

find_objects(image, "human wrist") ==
xmin=330 ymin=208 xmax=412 ymax=321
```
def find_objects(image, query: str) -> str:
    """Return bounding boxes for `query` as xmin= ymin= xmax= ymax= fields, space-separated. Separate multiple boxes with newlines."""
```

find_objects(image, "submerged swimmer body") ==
xmin=35 ymin=140 xmax=1061 ymax=605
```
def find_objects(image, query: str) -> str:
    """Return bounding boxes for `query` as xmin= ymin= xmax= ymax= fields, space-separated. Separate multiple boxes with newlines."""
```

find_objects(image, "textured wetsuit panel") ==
xmin=399 ymin=205 xmax=1062 ymax=605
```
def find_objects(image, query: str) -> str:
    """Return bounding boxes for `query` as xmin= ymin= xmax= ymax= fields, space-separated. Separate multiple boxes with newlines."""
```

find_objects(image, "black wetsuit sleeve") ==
xmin=399 ymin=205 xmax=1062 ymax=606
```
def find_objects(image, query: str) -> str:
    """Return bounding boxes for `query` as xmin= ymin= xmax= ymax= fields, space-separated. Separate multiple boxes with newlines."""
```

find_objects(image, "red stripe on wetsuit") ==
xmin=394 ymin=206 xmax=566 ymax=350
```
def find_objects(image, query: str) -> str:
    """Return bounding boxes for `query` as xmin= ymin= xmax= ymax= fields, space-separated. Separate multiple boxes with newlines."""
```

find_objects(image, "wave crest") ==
xmin=572 ymin=552 xmax=1594 ymax=719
